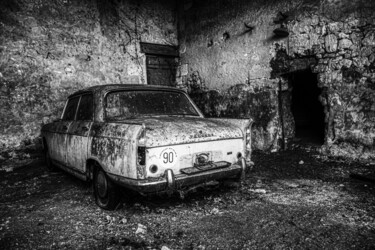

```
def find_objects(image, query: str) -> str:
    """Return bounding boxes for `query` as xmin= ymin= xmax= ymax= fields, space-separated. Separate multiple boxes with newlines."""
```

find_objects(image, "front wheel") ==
xmin=93 ymin=167 xmax=120 ymax=210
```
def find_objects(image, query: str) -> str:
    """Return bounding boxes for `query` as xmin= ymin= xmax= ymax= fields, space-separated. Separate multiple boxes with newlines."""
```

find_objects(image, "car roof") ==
xmin=68 ymin=84 xmax=185 ymax=98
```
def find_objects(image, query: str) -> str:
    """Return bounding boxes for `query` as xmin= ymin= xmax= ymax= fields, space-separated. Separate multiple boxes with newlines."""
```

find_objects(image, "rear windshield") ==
xmin=105 ymin=90 xmax=200 ymax=120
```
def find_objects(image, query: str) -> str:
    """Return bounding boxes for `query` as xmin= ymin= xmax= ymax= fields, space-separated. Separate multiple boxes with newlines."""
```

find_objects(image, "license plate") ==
xmin=181 ymin=161 xmax=230 ymax=175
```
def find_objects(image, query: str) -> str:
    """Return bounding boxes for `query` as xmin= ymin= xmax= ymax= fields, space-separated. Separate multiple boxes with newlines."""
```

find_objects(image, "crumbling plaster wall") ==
xmin=178 ymin=0 xmax=375 ymax=160
xmin=0 ymin=0 xmax=177 ymax=156
xmin=177 ymin=0 xmax=302 ymax=151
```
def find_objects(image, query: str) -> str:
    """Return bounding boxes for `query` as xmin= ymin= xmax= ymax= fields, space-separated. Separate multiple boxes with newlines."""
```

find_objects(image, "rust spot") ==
xmin=137 ymin=165 xmax=146 ymax=179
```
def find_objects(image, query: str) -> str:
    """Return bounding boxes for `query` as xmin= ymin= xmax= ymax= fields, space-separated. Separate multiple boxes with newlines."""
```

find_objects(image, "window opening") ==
xmin=76 ymin=94 xmax=94 ymax=121
xmin=62 ymin=96 xmax=80 ymax=121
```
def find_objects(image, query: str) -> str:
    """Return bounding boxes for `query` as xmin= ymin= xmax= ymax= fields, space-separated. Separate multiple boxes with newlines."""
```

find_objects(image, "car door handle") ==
xmin=81 ymin=126 xmax=89 ymax=132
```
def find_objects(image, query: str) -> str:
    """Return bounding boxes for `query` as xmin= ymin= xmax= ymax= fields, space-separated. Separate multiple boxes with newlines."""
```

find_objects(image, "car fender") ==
xmin=89 ymin=122 xmax=144 ymax=179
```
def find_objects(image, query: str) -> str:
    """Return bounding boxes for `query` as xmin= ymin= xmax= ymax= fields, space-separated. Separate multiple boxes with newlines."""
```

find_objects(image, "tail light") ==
xmin=245 ymin=128 xmax=251 ymax=159
xmin=245 ymin=124 xmax=255 ymax=170
xmin=138 ymin=123 xmax=146 ymax=146
xmin=137 ymin=146 xmax=146 ymax=166
xmin=137 ymin=123 xmax=146 ymax=166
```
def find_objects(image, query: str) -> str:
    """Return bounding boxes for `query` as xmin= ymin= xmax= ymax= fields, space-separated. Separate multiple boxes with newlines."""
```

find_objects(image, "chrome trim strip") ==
xmin=144 ymin=137 xmax=243 ymax=149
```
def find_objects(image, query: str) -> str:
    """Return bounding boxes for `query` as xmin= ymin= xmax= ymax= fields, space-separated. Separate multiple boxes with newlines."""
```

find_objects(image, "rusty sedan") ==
xmin=41 ymin=84 xmax=253 ymax=210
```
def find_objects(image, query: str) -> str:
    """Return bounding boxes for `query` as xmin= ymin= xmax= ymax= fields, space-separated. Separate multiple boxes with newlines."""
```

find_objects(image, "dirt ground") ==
xmin=1 ymin=147 xmax=375 ymax=250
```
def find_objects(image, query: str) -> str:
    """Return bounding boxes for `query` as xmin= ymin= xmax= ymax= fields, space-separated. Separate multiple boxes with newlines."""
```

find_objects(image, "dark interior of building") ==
xmin=290 ymin=69 xmax=325 ymax=144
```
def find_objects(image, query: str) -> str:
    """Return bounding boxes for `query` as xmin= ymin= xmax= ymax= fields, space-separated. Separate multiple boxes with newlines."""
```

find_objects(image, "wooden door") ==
xmin=146 ymin=55 xmax=177 ymax=86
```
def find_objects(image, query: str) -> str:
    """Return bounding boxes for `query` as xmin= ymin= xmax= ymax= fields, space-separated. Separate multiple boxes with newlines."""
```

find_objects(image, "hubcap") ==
xmin=96 ymin=171 xmax=108 ymax=198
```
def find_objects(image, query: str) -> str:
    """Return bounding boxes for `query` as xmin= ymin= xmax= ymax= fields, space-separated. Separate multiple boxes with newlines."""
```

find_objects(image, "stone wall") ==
xmin=0 ymin=0 xmax=177 ymax=157
xmin=178 ymin=0 xmax=375 ymax=160
xmin=285 ymin=0 xmax=375 ymax=159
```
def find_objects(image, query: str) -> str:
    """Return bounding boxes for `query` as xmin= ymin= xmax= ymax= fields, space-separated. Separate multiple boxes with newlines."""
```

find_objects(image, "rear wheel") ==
xmin=93 ymin=167 xmax=120 ymax=210
xmin=44 ymin=148 xmax=56 ymax=171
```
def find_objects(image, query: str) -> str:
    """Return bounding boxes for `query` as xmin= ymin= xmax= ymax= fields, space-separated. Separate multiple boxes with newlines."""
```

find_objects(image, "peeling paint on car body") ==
xmin=41 ymin=84 xmax=253 ymax=194
xmin=90 ymin=122 xmax=142 ymax=178
xmin=121 ymin=117 xmax=244 ymax=147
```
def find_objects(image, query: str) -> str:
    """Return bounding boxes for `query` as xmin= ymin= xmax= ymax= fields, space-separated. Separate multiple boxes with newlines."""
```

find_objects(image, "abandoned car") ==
xmin=41 ymin=84 xmax=253 ymax=209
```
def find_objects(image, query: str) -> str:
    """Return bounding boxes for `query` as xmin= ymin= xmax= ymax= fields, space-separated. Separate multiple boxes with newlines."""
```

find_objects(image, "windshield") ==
xmin=105 ymin=90 xmax=200 ymax=120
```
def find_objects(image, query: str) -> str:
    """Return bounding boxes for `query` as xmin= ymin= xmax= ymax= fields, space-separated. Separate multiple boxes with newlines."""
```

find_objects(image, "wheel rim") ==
xmin=96 ymin=171 xmax=108 ymax=198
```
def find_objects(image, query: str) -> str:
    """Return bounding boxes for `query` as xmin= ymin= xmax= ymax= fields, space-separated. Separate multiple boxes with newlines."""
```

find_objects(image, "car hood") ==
xmin=127 ymin=117 xmax=244 ymax=147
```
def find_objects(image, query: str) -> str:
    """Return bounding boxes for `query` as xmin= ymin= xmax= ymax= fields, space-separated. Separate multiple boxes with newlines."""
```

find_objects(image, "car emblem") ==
xmin=190 ymin=132 xmax=214 ymax=139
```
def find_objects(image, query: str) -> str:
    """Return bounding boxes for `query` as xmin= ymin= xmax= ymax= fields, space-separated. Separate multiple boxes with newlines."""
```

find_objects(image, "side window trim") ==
xmin=60 ymin=99 xmax=69 ymax=120
xmin=89 ymin=93 xmax=94 ymax=121
xmin=76 ymin=93 xmax=94 ymax=121
xmin=74 ymin=96 xmax=82 ymax=121
xmin=62 ymin=95 xmax=81 ymax=121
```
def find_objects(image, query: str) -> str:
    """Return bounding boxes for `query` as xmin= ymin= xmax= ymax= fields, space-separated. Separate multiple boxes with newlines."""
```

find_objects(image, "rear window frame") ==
xmin=103 ymin=89 xmax=202 ymax=121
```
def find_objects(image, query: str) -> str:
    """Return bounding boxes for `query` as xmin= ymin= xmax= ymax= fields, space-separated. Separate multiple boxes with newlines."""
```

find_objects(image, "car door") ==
xmin=49 ymin=96 xmax=79 ymax=165
xmin=66 ymin=93 xmax=94 ymax=173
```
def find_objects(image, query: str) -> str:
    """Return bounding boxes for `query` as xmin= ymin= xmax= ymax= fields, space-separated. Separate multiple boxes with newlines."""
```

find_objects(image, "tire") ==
xmin=93 ymin=167 xmax=120 ymax=210
xmin=44 ymin=148 xmax=56 ymax=171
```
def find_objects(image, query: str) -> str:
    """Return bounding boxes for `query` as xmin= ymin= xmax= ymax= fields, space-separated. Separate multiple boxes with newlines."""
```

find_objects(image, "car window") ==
xmin=76 ymin=94 xmax=93 ymax=121
xmin=105 ymin=90 xmax=200 ymax=120
xmin=62 ymin=96 xmax=80 ymax=121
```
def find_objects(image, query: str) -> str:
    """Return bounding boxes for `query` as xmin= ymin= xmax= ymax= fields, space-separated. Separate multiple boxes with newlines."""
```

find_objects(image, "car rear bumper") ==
xmin=107 ymin=163 xmax=244 ymax=194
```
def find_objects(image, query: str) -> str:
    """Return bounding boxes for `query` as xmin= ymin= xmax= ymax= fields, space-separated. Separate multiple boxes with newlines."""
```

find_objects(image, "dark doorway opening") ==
xmin=290 ymin=69 xmax=325 ymax=144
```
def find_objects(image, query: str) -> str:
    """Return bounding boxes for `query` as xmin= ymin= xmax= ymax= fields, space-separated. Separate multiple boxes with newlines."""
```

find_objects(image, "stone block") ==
xmin=342 ymin=59 xmax=353 ymax=68
xmin=298 ymin=24 xmax=311 ymax=34
xmin=347 ymin=18 xmax=359 ymax=28
xmin=309 ymin=33 xmax=320 ymax=46
xmin=338 ymin=39 xmax=353 ymax=50
xmin=343 ymin=52 xmax=351 ymax=59
xmin=325 ymin=34 xmax=338 ymax=52
xmin=338 ymin=32 xmax=349 ymax=39
xmin=312 ymin=44 xmax=324 ymax=54
xmin=360 ymin=46 xmax=373 ymax=57
xmin=321 ymin=25 xmax=327 ymax=36
xmin=350 ymin=32 xmax=361 ymax=45
xmin=351 ymin=50 xmax=359 ymax=57
xmin=290 ymin=33 xmax=310 ymax=55
xmin=328 ymin=22 xmax=341 ymax=33
xmin=362 ymin=31 xmax=375 ymax=46
xmin=369 ymin=54 xmax=375 ymax=63
xmin=361 ymin=57 xmax=370 ymax=67
xmin=311 ymin=15 xmax=319 ymax=26
xmin=312 ymin=63 xmax=328 ymax=73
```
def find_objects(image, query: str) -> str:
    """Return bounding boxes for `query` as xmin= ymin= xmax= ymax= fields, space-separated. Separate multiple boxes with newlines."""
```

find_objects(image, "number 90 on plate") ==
xmin=159 ymin=148 xmax=177 ymax=167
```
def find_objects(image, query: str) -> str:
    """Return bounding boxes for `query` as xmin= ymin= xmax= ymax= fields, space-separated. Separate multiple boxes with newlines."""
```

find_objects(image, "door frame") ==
xmin=140 ymin=42 xmax=179 ymax=86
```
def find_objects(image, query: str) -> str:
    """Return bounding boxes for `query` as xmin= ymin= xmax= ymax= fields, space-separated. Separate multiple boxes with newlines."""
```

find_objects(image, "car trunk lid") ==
xmin=137 ymin=117 xmax=243 ymax=147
